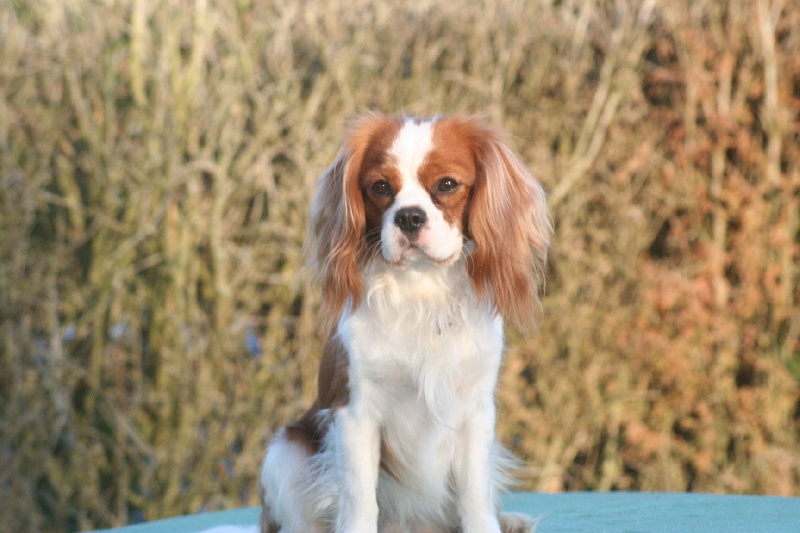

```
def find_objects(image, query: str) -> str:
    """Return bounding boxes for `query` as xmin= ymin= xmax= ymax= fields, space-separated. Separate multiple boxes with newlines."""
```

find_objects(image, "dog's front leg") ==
xmin=455 ymin=399 xmax=502 ymax=533
xmin=332 ymin=404 xmax=380 ymax=533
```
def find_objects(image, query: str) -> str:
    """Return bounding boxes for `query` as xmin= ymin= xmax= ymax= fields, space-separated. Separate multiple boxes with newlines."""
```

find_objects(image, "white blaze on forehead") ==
xmin=388 ymin=118 xmax=435 ymax=188
xmin=380 ymin=117 xmax=463 ymax=266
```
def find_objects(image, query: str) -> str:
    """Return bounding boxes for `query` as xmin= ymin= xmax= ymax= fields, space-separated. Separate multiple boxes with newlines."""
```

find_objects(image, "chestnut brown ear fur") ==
xmin=307 ymin=114 xmax=400 ymax=330
xmin=463 ymin=120 xmax=551 ymax=329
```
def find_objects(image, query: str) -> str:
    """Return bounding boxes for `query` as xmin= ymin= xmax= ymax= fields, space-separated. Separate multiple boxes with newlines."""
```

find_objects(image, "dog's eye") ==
xmin=435 ymin=177 xmax=459 ymax=194
xmin=371 ymin=180 xmax=393 ymax=197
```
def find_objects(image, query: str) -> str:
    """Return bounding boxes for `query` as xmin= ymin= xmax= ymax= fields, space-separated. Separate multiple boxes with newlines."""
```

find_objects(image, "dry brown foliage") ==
xmin=1 ymin=1 xmax=798 ymax=531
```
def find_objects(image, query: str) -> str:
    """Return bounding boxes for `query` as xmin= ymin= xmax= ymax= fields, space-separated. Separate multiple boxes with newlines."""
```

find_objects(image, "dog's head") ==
xmin=309 ymin=113 xmax=550 ymax=329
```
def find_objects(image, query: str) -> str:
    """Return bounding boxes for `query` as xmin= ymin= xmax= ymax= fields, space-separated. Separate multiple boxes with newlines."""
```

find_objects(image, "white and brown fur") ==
xmin=259 ymin=114 xmax=550 ymax=533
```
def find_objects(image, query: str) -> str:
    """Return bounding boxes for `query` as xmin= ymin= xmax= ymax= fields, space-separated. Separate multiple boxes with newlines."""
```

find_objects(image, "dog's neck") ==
xmin=347 ymin=255 xmax=491 ymax=335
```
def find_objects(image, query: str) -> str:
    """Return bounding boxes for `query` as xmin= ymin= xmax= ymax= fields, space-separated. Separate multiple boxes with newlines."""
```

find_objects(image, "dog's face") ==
xmin=310 ymin=114 xmax=550 ymax=329
xmin=359 ymin=118 xmax=476 ymax=269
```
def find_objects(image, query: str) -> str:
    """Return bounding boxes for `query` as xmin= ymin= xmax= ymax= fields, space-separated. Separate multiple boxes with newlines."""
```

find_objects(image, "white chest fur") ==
xmin=341 ymin=260 xmax=503 ymax=418
xmin=329 ymin=260 xmax=506 ymax=528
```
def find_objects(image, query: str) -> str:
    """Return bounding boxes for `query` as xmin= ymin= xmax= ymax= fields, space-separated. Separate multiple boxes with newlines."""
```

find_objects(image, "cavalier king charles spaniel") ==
xmin=259 ymin=114 xmax=551 ymax=533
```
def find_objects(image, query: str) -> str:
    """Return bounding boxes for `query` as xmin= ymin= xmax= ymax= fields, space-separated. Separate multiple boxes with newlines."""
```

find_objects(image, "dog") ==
xmin=259 ymin=113 xmax=550 ymax=533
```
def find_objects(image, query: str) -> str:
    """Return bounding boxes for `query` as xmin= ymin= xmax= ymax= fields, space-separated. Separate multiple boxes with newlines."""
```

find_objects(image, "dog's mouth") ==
xmin=385 ymin=241 xmax=462 ymax=270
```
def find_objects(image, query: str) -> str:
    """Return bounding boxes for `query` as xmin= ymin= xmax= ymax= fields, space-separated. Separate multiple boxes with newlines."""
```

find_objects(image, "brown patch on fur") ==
xmin=423 ymin=118 xmax=480 ymax=230
xmin=283 ymin=334 xmax=350 ymax=452
xmin=261 ymin=333 xmax=350 ymax=532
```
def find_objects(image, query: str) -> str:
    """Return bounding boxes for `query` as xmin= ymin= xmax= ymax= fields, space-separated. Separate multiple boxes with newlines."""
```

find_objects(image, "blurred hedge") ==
xmin=1 ymin=1 xmax=798 ymax=531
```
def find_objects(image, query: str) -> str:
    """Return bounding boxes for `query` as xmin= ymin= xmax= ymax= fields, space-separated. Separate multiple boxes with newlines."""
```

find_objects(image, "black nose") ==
xmin=394 ymin=207 xmax=427 ymax=235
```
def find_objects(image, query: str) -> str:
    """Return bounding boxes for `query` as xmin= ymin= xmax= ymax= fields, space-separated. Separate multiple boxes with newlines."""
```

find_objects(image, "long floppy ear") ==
xmin=307 ymin=150 xmax=364 ymax=330
xmin=307 ymin=114 xmax=397 ymax=330
xmin=467 ymin=125 xmax=551 ymax=329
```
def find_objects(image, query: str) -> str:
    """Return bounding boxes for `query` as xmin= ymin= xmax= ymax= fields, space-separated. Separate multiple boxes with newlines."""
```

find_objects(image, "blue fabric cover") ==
xmin=91 ymin=492 xmax=800 ymax=533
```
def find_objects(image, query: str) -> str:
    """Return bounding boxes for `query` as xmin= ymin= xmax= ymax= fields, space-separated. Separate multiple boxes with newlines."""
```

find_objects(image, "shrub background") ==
xmin=1 ymin=1 xmax=798 ymax=531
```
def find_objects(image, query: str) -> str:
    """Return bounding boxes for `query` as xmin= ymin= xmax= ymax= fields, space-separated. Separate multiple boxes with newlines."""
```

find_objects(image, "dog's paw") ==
xmin=499 ymin=512 xmax=538 ymax=533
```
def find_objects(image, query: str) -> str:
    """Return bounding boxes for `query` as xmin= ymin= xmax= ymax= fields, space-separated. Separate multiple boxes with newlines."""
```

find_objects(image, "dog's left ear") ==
xmin=466 ymin=125 xmax=551 ymax=329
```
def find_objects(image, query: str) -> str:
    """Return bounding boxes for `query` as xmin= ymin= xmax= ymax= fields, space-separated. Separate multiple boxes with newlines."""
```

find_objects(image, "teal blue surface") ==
xmin=92 ymin=492 xmax=800 ymax=533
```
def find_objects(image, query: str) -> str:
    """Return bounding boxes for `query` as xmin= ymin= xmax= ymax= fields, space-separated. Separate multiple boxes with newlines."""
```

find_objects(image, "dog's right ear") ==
xmin=307 ymin=114 xmax=397 ymax=330
xmin=307 ymin=148 xmax=364 ymax=330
